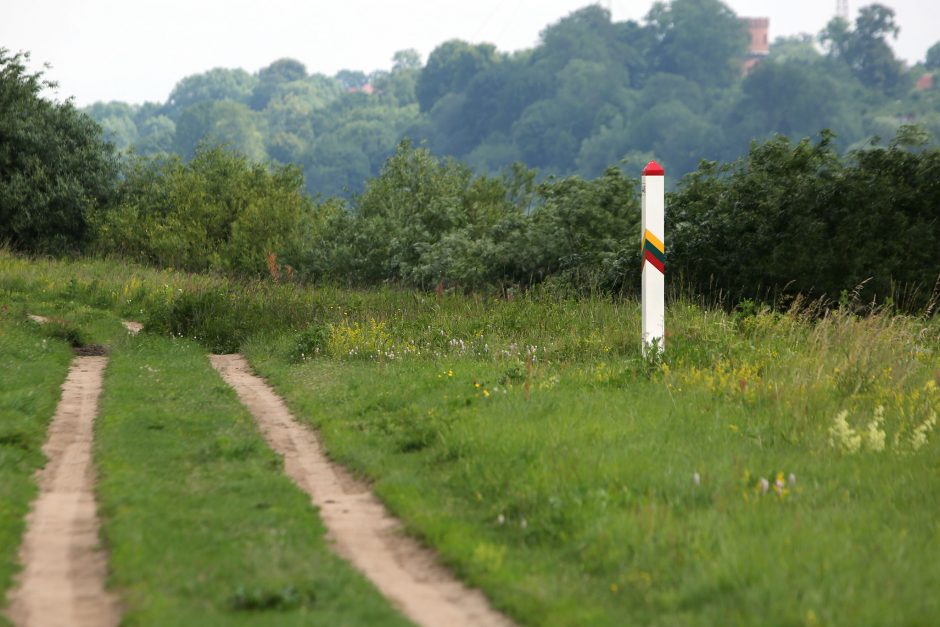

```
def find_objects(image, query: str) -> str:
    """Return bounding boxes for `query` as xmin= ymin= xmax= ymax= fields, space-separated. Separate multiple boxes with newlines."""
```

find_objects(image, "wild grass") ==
xmin=243 ymin=305 xmax=940 ymax=626
xmin=3 ymin=251 xmax=939 ymax=625
xmin=0 ymin=312 xmax=73 ymax=624
xmin=94 ymin=331 xmax=411 ymax=625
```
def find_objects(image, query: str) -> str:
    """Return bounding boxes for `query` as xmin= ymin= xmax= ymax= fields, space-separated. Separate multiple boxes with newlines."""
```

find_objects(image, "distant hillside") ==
xmin=83 ymin=0 xmax=940 ymax=197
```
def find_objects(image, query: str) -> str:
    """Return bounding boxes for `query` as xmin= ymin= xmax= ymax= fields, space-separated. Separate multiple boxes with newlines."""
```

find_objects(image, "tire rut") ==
xmin=210 ymin=354 xmax=514 ymax=627
xmin=6 ymin=356 xmax=121 ymax=627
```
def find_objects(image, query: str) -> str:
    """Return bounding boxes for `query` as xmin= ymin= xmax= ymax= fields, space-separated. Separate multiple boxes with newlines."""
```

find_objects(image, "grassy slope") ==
xmin=95 ymin=331 xmax=412 ymax=626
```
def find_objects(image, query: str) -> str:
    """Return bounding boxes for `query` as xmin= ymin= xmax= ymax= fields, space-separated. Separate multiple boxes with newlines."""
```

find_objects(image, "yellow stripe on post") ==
xmin=644 ymin=229 xmax=664 ymax=254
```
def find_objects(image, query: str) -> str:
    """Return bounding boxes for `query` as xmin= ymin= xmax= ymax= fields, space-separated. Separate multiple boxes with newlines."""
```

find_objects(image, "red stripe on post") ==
xmin=643 ymin=160 xmax=665 ymax=176
xmin=644 ymin=249 xmax=665 ymax=273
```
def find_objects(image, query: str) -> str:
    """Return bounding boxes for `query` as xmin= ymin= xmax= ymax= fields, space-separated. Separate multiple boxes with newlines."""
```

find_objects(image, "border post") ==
xmin=641 ymin=160 xmax=665 ymax=355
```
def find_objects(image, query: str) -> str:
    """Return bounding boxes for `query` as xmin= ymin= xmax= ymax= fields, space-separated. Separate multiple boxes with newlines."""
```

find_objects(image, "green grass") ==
xmin=94 ymin=331 xmax=412 ymax=626
xmin=0 ymin=311 xmax=73 ymax=625
xmin=3 ymin=252 xmax=940 ymax=625
xmin=242 ymin=307 xmax=940 ymax=626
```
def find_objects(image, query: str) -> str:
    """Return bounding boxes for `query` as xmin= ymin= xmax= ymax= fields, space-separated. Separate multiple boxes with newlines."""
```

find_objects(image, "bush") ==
xmin=0 ymin=49 xmax=117 ymax=253
xmin=669 ymin=128 xmax=940 ymax=310
xmin=91 ymin=145 xmax=311 ymax=276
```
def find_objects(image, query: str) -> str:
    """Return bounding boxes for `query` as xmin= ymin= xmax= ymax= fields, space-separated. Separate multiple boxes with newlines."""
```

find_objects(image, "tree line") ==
xmin=79 ymin=1 xmax=940 ymax=200
xmin=3 ymin=43 xmax=938 ymax=310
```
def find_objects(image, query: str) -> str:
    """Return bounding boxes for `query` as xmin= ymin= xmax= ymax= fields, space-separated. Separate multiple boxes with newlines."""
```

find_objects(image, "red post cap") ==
xmin=643 ymin=160 xmax=665 ymax=176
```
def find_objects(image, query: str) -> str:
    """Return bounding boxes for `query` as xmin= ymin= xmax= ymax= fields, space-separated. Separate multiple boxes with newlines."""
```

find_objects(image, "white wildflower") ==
xmin=829 ymin=410 xmax=861 ymax=454
xmin=865 ymin=405 xmax=886 ymax=452
xmin=911 ymin=412 xmax=937 ymax=452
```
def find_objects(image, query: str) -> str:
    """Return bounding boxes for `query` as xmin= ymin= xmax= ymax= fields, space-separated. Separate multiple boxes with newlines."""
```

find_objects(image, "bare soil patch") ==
xmin=6 ymin=357 xmax=121 ymax=627
xmin=210 ymin=354 xmax=514 ymax=627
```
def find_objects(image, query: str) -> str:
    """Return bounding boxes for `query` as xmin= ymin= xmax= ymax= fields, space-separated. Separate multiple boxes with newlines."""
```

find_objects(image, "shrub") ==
xmin=0 ymin=48 xmax=117 ymax=253
xmin=91 ymin=145 xmax=311 ymax=276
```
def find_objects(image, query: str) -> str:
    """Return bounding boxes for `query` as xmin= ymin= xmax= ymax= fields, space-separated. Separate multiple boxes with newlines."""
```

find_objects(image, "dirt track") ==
xmin=210 ymin=354 xmax=514 ymax=627
xmin=6 ymin=356 xmax=120 ymax=627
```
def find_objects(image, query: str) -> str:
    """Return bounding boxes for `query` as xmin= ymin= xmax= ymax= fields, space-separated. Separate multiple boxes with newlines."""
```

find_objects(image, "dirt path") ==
xmin=210 ymin=354 xmax=514 ymax=627
xmin=6 ymin=356 xmax=121 ymax=627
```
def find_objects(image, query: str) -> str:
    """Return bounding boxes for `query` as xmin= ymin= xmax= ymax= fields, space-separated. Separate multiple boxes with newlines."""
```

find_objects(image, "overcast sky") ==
xmin=3 ymin=0 xmax=938 ymax=106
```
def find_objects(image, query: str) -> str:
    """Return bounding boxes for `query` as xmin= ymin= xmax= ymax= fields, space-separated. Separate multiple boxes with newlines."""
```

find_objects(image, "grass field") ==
xmin=95 ymin=332 xmax=409 ymax=625
xmin=2 ymin=251 xmax=939 ymax=625
xmin=0 ymin=312 xmax=72 ymax=627
xmin=0 ymin=291 xmax=130 ymax=627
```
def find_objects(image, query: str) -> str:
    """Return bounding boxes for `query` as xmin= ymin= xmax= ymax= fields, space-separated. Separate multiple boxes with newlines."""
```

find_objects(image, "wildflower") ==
xmin=496 ymin=514 xmax=505 ymax=525
xmin=911 ymin=412 xmax=937 ymax=452
xmin=773 ymin=472 xmax=787 ymax=497
xmin=483 ymin=389 xmax=490 ymax=398
xmin=447 ymin=370 xmax=454 ymax=377
xmin=692 ymin=472 xmax=701 ymax=486
xmin=788 ymin=473 xmax=796 ymax=488
xmin=865 ymin=406 xmax=886 ymax=452
xmin=828 ymin=410 xmax=861 ymax=454
xmin=758 ymin=477 xmax=769 ymax=495
xmin=520 ymin=517 xmax=527 ymax=529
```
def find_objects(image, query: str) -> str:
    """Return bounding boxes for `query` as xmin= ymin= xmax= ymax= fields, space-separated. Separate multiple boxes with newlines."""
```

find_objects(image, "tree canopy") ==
xmin=1 ymin=48 xmax=117 ymax=253
xmin=81 ymin=2 xmax=937 ymax=198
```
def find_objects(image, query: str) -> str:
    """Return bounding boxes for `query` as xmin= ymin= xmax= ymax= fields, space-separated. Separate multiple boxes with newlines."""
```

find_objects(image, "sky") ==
xmin=2 ymin=0 xmax=938 ymax=106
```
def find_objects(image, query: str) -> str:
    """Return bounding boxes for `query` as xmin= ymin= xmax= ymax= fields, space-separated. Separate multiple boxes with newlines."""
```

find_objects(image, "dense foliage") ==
xmin=86 ymin=135 xmax=938 ymax=311
xmin=2 ymin=2 xmax=937 ymax=309
xmin=83 ymin=2 xmax=940 ymax=198
xmin=91 ymin=147 xmax=311 ymax=275
xmin=0 ymin=48 xmax=117 ymax=253
xmin=300 ymin=142 xmax=640 ymax=291
xmin=670 ymin=128 xmax=940 ymax=307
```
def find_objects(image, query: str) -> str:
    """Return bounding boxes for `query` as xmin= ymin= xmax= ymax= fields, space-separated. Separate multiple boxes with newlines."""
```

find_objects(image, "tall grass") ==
xmin=3 ymin=251 xmax=939 ymax=625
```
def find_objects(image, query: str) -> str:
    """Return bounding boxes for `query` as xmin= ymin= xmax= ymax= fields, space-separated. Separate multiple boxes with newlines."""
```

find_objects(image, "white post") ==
xmin=641 ymin=160 xmax=665 ymax=355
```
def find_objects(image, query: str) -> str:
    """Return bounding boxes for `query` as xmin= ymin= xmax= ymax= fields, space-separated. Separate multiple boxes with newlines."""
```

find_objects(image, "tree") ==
xmin=174 ymin=100 xmax=266 ymax=162
xmin=0 ymin=48 xmax=117 ymax=253
xmin=730 ymin=58 xmax=863 ymax=147
xmin=926 ymin=41 xmax=940 ymax=70
xmin=393 ymin=49 xmax=422 ymax=71
xmin=250 ymin=58 xmax=307 ymax=109
xmin=135 ymin=115 xmax=176 ymax=154
xmin=166 ymin=68 xmax=257 ymax=115
xmin=335 ymin=69 xmax=368 ymax=90
xmin=83 ymin=101 xmax=138 ymax=149
xmin=820 ymin=4 xmax=904 ymax=94
xmin=416 ymin=40 xmax=500 ymax=112
xmin=92 ymin=146 xmax=311 ymax=275
xmin=769 ymin=34 xmax=823 ymax=63
xmin=646 ymin=0 xmax=748 ymax=88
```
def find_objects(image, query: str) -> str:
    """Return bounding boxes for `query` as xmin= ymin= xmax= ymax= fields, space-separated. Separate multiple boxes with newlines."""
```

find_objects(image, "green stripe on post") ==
xmin=643 ymin=239 xmax=665 ymax=264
